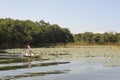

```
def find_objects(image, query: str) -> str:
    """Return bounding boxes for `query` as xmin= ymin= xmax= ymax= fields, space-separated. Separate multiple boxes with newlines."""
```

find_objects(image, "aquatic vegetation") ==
xmin=4 ymin=46 xmax=120 ymax=59
xmin=0 ymin=46 xmax=120 ymax=80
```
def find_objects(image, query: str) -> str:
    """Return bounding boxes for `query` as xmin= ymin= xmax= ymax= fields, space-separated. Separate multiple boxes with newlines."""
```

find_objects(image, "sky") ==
xmin=0 ymin=0 xmax=120 ymax=34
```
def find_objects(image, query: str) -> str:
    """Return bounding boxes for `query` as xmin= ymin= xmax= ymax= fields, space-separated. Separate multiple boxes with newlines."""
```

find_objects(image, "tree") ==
xmin=0 ymin=18 xmax=74 ymax=48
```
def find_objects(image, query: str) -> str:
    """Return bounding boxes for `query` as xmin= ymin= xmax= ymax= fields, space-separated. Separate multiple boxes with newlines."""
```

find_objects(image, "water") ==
xmin=0 ymin=47 xmax=120 ymax=80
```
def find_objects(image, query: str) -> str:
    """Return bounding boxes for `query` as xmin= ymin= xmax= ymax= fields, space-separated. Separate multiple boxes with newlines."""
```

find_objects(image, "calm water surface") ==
xmin=0 ymin=50 xmax=120 ymax=80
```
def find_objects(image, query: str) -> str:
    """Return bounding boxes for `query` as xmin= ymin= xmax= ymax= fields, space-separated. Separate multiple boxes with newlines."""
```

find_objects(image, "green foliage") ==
xmin=0 ymin=18 xmax=74 ymax=48
xmin=74 ymin=32 xmax=120 ymax=44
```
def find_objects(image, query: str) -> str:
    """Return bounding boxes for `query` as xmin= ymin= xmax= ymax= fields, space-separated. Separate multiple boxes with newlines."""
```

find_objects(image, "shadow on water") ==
xmin=0 ymin=69 xmax=70 ymax=80
xmin=0 ymin=54 xmax=28 ymax=64
xmin=0 ymin=55 xmax=70 ymax=80
xmin=0 ymin=53 xmax=49 ymax=64
xmin=0 ymin=58 xmax=70 ymax=71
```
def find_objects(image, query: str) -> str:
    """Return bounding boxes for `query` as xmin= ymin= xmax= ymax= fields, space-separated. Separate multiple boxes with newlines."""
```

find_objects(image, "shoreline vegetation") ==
xmin=49 ymin=42 xmax=120 ymax=47
xmin=0 ymin=18 xmax=120 ymax=49
xmin=1 ymin=46 xmax=120 ymax=61
xmin=36 ymin=42 xmax=120 ymax=48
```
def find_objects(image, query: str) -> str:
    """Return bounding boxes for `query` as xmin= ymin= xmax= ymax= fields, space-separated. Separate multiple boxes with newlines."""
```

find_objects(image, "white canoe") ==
xmin=24 ymin=53 xmax=35 ymax=57
xmin=21 ymin=51 xmax=40 ymax=57
xmin=21 ymin=52 xmax=35 ymax=57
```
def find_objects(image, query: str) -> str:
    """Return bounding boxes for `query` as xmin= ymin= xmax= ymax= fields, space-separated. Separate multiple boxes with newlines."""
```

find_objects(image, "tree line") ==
xmin=0 ymin=18 xmax=74 ymax=48
xmin=0 ymin=18 xmax=120 ymax=48
xmin=74 ymin=32 xmax=120 ymax=44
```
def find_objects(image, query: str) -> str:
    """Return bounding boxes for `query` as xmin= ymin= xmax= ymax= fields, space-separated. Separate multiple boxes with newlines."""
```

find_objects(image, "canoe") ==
xmin=23 ymin=53 xmax=35 ymax=57
xmin=21 ymin=50 xmax=40 ymax=57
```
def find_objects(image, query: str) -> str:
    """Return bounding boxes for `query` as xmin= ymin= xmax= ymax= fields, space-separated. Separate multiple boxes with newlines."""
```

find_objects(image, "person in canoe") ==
xmin=25 ymin=43 xmax=33 ymax=56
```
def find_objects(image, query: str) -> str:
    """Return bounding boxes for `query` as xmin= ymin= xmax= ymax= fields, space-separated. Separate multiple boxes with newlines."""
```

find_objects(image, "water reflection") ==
xmin=27 ymin=57 xmax=32 ymax=68
xmin=0 ymin=56 xmax=70 ymax=79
